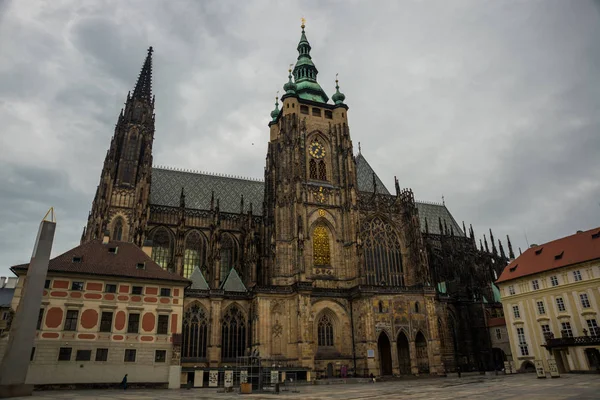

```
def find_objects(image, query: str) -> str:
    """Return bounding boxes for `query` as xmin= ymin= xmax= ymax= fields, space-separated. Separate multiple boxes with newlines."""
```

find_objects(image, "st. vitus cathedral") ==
xmin=82 ymin=23 xmax=514 ymax=378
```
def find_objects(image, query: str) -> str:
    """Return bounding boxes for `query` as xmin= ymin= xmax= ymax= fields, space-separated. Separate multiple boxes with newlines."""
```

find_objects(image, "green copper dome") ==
xmin=283 ymin=69 xmax=297 ymax=95
xmin=270 ymin=97 xmax=280 ymax=121
xmin=292 ymin=23 xmax=329 ymax=104
xmin=332 ymin=79 xmax=346 ymax=105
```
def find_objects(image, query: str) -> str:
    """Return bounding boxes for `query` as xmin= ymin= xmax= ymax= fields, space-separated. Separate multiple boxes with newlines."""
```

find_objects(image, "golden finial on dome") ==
xmin=301 ymin=17 xmax=306 ymax=29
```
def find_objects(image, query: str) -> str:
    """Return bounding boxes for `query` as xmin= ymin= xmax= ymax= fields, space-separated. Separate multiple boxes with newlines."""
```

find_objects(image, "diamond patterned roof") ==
xmin=355 ymin=153 xmax=391 ymax=195
xmin=415 ymin=201 xmax=463 ymax=236
xmin=150 ymin=167 xmax=264 ymax=214
xmin=150 ymin=163 xmax=463 ymax=236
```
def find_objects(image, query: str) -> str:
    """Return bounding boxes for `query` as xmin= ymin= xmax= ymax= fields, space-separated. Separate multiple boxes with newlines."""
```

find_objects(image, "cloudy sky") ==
xmin=1 ymin=0 xmax=599 ymax=275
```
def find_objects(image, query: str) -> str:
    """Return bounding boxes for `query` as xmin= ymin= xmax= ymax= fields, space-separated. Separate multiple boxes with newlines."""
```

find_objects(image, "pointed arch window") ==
xmin=318 ymin=160 xmax=327 ymax=180
xmin=113 ymin=218 xmax=124 ymax=241
xmin=361 ymin=217 xmax=404 ymax=286
xmin=220 ymin=234 xmax=238 ymax=284
xmin=221 ymin=306 xmax=246 ymax=360
xmin=184 ymin=231 xmax=206 ymax=279
xmin=318 ymin=314 xmax=334 ymax=347
xmin=313 ymin=224 xmax=331 ymax=266
xmin=309 ymin=159 xmax=317 ymax=180
xmin=151 ymin=228 xmax=172 ymax=270
xmin=182 ymin=304 xmax=208 ymax=360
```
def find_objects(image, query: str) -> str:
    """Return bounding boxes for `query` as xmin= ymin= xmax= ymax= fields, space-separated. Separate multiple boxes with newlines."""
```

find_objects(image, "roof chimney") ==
xmin=530 ymin=244 xmax=538 ymax=248
xmin=102 ymin=230 xmax=110 ymax=245
xmin=576 ymin=230 xmax=583 ymax=234
xmin=142 ymin=239 xmax=153 ymax=258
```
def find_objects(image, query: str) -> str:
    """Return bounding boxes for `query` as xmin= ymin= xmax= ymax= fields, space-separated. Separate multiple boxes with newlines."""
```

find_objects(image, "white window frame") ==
xmin=550 ymin=275 xmax=559 ymax=287
xmin=531 ymin=280 xmax=539 ymax=290
xmin=512 ymin=305 xmax=521 ymax=319
xmin=516 ymin=327 xmax=529 ymax=356
xmin=556 ymin=297 xmax=566 ymax=312
xmin=508 ymin=285 xmax=515 ymax=295
xmin=580 ymin=293 xmax=591 ymax=309
xmin=536 ymin=300 xmax=546 ymax=315
xmin=561 ymin=321 xmax=573 ymax=338
xmin=573 ymin=270 xmax=582 ymax=282
xmin=586 ymin=319 xmax=600 ymax=336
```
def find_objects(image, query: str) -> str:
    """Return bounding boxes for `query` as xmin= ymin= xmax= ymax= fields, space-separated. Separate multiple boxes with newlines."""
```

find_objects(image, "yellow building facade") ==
xmin=496 ymin=227 xmax=600 ymax=373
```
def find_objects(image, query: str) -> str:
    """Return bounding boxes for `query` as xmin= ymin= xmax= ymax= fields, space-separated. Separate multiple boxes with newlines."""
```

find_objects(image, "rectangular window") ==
xmin=127 ymin=313 xmax=140 ymax=333
xmin=561 ymin=321 xmax=573 ymax=337
xmin=300 ymin=105 xmax=309 ymax=115
xmin=160 ymin=288 xmax=171 ymax=297
xmin=157 ymin=315 xmax=169 ymax=335
xmin=512 ymin=305 xmax=520 ymax=319
xmin=64 ymin=310 xmax=79 ymax=331
xmin=573 ymin=270 xmax=582 ymax=282
xmin=541 ymin=324 xmax=552 ymax=338
xmin=58 ymin=347 xmax=72 ymax=361
xmin=99 ymin=312 xmax=113 ymax=332
xmin=536 ymin=301 xmax=546 ymax=315
xmin=30 ymin=347 xmax=36 ymax=361
xmin=508 ymin=286 xmax=515 ymax=295
xmin=95 ymin=348 xmax=108 ymax=362
xmin=324 ymin=110 xmax=333 ymax=119
xmin=516 ymin=327 xmax=529 ymax=356
xmin=44 ymin=279 xmax=50 ymax=289
xmin=550 ymin=276 xmax=559 ymax=287
xmin=105 ymin=284 xmax=117 ymax=293
xmin=124 ymin=349 xmax=136 ymax=363
xmin=312 ymin=107 xmax=321 ymax=117
xmin=580 ymin=293 xmax=591 ymax=308
xmin=76 ymin=350 xmax=92 ymax=361
xmin=556 ymin=297 xmax=566 ymax=312
xmin=495 ymin=328 xmax=502 ymax=340
xmin=155 ymin=350 xmax=167 ymax=363
xmin=131 ymin=286 xmax=143 ymax=295
xmin=586 ymin=319 xmax=600 ymax=336
xmin=71 ymin=281 xmax=84 ymax=291
xmin=37 ymin=308 xmax=44 ymax=330
xmin=531 ymin=280 xmax=539 ymax=290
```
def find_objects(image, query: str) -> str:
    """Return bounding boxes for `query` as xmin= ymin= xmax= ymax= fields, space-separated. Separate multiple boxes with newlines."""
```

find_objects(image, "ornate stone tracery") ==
xmin=361 ymin=217 xmax=404 ymax=286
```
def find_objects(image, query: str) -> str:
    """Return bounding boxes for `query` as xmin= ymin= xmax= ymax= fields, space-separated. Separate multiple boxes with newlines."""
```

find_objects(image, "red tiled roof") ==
xmin=11 ymin=239 xmax=189 ymax=284
xmin=487 ymin=317 xmax=506 ymax=328
xmin=496 ymin=227 xmax=600 ymax=284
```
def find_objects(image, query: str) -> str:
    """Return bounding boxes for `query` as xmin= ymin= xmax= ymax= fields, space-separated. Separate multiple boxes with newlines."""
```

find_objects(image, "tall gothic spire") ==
xmin=507 ymin=235 xmax=515 ymax=259
xmin=132 ymin=47 xmax=154 ymax=103
xmin=292 ymin=20 xmax=329 ymax=103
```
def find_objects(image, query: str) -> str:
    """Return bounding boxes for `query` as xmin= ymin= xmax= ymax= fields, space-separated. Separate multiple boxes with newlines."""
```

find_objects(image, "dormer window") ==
xmin=509 ymin=264 xmax=518 ymax=272
xmin=554 ymin=251 xmax=564 ymax=260
xmin=534 ymin=248 xmax=543 ymax=255
xmin=108 ymin=247 xmax=118 ymax=254
xmin=136 ymin=263 xmax=145 ymax=270
xmin=72 ymin=256 xmax=82 ymax=263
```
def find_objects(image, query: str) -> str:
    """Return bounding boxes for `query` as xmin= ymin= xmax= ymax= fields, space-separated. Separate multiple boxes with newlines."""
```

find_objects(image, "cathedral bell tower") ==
xmin=82 ymin=47 xmax=155 ymax=245
xmin=262 ymin=22 xmax=361 ymax=287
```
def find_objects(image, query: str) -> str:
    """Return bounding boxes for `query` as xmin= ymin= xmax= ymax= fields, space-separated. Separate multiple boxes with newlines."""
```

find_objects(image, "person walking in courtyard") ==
xmin=121 ymin=374 xmax=128 ymax=390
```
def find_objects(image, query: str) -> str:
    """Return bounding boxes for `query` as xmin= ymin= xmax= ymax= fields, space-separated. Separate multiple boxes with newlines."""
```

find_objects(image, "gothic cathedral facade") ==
xmin=83 ymin=24 xmax=511 ymax=378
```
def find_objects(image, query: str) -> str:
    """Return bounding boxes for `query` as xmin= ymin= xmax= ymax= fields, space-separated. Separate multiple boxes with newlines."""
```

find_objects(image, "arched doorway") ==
xmin=378 ymin=332 xmax=393 ymax=376
xmin=492 ymin=348 xmax=506 ymax=370
xmin=397 ymin=331 xmax=411 ymax=375
xmin=415 ymin=331 xmax=429 ymax=373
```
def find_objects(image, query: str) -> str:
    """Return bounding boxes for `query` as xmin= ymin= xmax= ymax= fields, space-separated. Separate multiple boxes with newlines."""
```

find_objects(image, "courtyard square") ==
xmin=14 ymin=374 xmax=600 ymax=400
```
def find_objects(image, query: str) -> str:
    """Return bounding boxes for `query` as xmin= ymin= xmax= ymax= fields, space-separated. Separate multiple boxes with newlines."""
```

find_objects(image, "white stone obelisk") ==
xmin=0 ymin=208 xmax=56 ymax=398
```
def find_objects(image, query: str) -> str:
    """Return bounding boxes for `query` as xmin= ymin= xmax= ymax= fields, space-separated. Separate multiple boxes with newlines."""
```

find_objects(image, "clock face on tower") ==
xmin=309 ymin=141 xmax=325 ymax=159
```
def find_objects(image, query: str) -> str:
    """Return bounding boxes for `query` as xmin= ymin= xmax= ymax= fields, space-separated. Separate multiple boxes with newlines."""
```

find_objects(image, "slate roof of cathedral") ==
xmin=150 ymin=153 xmax=463 ymax=236
xmin=496 ymin=226 xmax=600 ymax=284
xmin=10 ymin=240 xmax=189 ymax=284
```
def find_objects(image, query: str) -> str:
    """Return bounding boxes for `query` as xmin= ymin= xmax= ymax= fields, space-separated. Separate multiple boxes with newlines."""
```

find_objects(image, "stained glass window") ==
xmin=361 ymin=217 xmax=404 ymax=286
xmin=313 ymin=225 xmax=331 ymax=266
xmin=184 ymin=231 xmax=206 ymax=278
xmin=309 ymin=159 xmax=317 ymax=180
xmin=318 ymin=314 xmax=334 ymax=346
xmin=221 ymin=306 xmax=246 ymax=360
xmin=151 ymin=228 xmax=172 ymax=270
xmin=318 ymin=160 xmax=326 ymax=180
xmin=182 ymin=304 xmax=208 ymax=360
xmin=113 ymin=218 xmax=123 ymax=241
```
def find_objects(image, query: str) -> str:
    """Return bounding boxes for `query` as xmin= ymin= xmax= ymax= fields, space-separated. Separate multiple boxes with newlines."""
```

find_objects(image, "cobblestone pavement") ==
xmin=16 ymin=373 xmax=600 ymax=400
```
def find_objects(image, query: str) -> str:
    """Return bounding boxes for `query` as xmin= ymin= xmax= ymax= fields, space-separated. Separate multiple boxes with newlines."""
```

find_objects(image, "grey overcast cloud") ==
xmin=0 ymin=0 xmax=599 ymax=276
